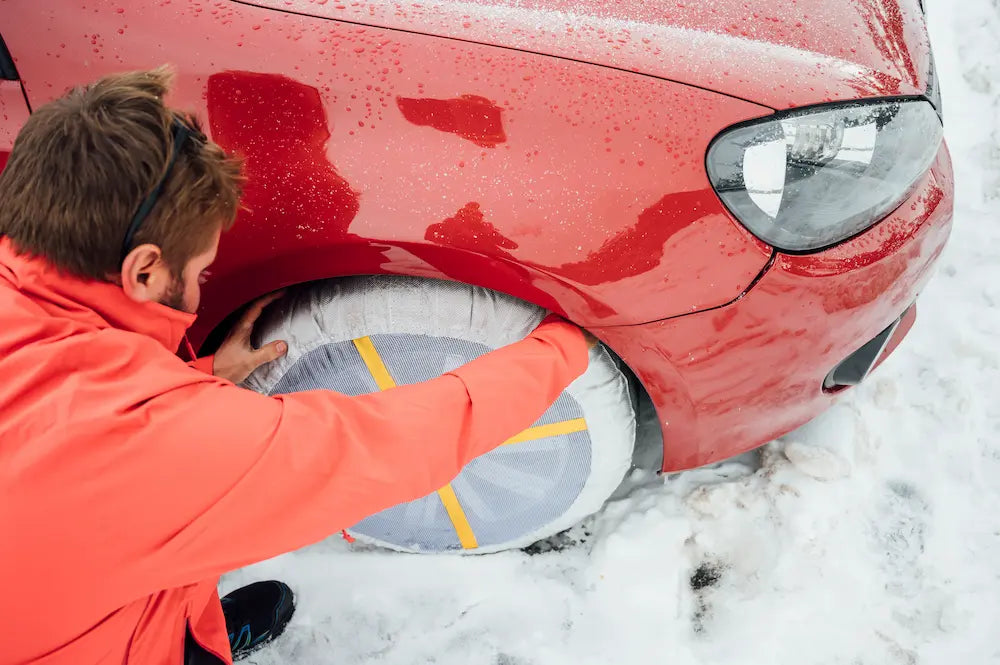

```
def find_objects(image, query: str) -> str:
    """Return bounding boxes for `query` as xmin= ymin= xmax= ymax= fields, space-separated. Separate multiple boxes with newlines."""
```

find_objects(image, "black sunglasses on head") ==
xmin=120 ymin=116 xmax=194 ymax=263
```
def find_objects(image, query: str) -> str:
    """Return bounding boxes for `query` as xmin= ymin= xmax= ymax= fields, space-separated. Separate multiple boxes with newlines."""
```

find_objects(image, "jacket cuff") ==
xmin=189 ymin=354 xmax=216 ymax=375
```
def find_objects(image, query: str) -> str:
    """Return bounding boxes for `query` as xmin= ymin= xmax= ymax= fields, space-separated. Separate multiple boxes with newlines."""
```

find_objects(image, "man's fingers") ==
xmin=237 ymin=290 xmax=286 ymax=332
xmin=250 ymin=339 xmax=288 ymax=371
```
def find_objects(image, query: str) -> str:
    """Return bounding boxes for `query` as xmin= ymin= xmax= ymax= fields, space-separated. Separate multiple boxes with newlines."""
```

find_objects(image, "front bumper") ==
xmin=593 ymin=146 xmax=954 ymax=472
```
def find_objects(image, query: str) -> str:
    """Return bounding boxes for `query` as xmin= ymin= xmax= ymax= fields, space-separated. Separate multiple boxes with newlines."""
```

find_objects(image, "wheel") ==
xmin=245 ymin=276 xmax=636 ymax=553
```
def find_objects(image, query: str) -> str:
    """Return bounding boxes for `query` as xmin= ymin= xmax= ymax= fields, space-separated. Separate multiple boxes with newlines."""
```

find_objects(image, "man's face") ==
xmin=161 ymin=226 xmax=221 ymax=314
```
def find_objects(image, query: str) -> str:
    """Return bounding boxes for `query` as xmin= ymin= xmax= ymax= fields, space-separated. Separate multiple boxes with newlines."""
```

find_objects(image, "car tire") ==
xmin=244 ymin=276 xmax=636 ymax=553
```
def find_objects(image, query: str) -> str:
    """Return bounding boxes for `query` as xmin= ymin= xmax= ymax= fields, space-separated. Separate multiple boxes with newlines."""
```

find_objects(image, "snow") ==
xmin=222 ymin=0 xmax=1000 ymax=662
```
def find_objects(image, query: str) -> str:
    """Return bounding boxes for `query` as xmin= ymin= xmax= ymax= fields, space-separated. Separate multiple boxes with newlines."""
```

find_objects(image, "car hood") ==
xmin=240 ymin=0 xmax=930 ymax=109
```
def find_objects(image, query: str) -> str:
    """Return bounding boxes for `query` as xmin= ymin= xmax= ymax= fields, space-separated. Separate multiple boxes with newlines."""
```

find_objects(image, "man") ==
xmin=0 ymin=68 xmax=590 ymax=664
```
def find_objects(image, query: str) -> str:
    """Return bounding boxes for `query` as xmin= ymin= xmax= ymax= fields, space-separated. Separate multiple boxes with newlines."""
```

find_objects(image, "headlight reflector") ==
xmin=706 ymin=100 xmax=942 ymax=252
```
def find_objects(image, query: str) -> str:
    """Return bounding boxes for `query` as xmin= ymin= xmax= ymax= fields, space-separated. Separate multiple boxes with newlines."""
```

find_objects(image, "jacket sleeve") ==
xmin=187 ymin=354 xmax=215 ymax=375
xmin=103 ymin=318 xmax=589 ymax=592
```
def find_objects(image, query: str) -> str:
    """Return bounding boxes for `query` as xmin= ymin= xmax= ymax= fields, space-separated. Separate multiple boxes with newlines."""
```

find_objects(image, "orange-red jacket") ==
xmin=0 ymin=237 xmax=588 ymax=664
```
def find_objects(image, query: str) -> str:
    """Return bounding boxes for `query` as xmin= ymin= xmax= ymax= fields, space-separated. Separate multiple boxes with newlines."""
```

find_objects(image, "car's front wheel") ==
xmin=244 ymin=276 xmax=636 ymax=553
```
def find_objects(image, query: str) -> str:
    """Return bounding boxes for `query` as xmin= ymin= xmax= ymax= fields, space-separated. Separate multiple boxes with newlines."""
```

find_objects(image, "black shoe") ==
xmin=221 ymin=580 xmax=295 ymax=660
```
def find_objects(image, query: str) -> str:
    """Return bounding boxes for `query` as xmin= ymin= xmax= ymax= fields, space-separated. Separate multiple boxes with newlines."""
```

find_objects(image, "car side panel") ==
xmin=239 ymin=0 xmax=931 ymax=109
xmin=2 ymin=0 xmax=773 ymax=339
xmin=0 ymin=80 xmax=30 ymax=173
xmin=593 ymin=147 xmax=953 ymax=471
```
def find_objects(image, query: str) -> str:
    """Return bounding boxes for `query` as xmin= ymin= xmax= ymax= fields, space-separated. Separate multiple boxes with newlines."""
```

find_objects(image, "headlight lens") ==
xmin=706 ymin=100 xmax=943 ymax=252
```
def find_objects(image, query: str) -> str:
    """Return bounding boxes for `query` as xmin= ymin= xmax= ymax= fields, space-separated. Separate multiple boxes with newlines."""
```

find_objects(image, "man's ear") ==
xmin=120 ymin=244 xmax=171 ymax=303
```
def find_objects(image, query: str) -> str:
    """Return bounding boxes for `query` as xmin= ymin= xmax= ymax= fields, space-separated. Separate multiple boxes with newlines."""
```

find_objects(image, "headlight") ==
xmin=705 ymin=99 xmax=943 ymax=252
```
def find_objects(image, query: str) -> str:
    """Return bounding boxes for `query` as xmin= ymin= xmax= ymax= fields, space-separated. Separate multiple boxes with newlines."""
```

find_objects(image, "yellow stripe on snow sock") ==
xmin=502 ymin=418 xmax=588 ymax=446
xmin=352 ymin=336 xmax=398 ymax=390
xmin=353 ymin=335 xmax=480 ymax=549
xmin=436 ymin=484 xmax=479 ymax=549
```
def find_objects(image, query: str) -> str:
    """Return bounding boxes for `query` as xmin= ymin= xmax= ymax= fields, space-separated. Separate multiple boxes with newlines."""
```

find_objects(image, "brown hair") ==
xmin=0 ymin=66 xmax=243 ymax=279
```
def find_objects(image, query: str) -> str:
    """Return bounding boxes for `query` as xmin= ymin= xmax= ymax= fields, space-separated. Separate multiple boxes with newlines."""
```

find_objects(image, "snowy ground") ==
xmin=222 ymin=2 xmax=1000 ymax=663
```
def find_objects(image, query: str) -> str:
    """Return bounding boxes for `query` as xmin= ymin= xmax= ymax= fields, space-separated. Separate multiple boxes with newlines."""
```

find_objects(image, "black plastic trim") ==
xmin=0 ymin=33 xmax=18 ymax=81
xmin=823 ymin=314 xmax=902 ymax=390
xmin=923 ymin=50 xmax=943 ymax=119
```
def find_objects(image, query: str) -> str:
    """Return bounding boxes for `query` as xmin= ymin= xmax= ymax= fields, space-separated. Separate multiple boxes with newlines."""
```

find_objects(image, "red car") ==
xmin=0 ymin=0 xmax=951 ymax=552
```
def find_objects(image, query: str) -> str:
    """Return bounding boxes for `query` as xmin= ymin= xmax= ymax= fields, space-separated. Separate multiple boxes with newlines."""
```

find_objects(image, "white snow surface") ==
xmin=222 ymin=1 xmax=1000 ymax=662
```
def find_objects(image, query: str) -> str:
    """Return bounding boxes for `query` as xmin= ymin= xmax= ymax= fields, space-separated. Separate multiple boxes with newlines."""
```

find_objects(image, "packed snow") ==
xmin=222 ymin=0 xmax=1000 ymax=662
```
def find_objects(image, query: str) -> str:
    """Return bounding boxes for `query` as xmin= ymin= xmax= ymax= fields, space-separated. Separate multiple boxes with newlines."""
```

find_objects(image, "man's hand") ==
xmin=213 ymin=291 xmax=288 ymax=384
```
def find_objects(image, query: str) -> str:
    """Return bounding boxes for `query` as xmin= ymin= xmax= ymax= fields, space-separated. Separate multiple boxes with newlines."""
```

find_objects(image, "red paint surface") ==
xmin=0 ymin=80 xmax=31 ymax=156
xmin=556 ymin=190 xmax=716 ymax=285
xmin=593 ymin=149 xmax=953 ymax=470
xmin=856 ymin=0 xmax=920 ymax=88
xmin=0 ymin=0 xmax=952 ymax=470
xmin=398 ymin=202 xmax=614 ymax=317
xmin=237 ymin=0 xmax=931 ymax=109
xmin=397 ymin=95 xmax=506 ymax=148
xmin=206 ymin=70 xmax=360 ymax=238
xmin=202 ymin=70 xmax=389 ymax=324
xmin=396 ymin=202 xmax=565 ymax=314
xmin=425 ymin=202 xmax=518 ymax=251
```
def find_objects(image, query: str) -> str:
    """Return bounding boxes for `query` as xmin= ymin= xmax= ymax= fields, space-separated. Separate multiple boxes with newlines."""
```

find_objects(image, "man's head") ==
xmin=0 ymin=66 xmax=243 ymax=313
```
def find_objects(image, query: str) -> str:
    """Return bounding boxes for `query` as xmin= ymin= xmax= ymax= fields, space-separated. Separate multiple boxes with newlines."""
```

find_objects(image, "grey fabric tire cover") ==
xmin=245 ymin=276 xmax=635 ymax=553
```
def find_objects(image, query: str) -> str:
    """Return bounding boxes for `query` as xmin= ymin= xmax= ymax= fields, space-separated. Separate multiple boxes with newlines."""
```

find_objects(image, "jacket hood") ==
xmin=0 ymin=237 xmax=196 ymax=353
